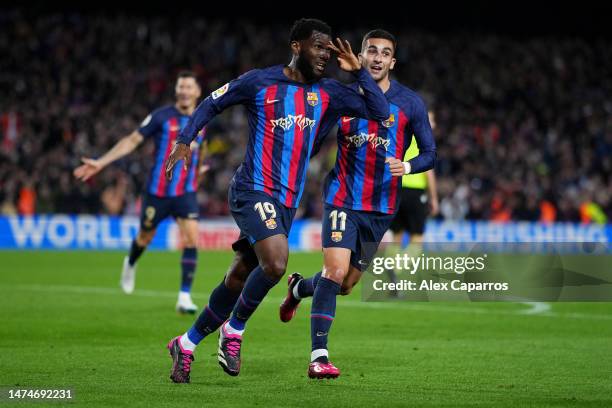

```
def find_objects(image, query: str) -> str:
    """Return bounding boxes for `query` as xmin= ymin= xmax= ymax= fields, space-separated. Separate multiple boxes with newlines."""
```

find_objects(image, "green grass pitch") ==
xmin=1 ymin=250 xmax=611 ymax=407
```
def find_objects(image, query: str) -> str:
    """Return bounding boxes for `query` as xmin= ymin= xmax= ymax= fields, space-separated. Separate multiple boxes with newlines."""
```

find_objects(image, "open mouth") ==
xmin=315 ymin=62 xmax=326 ymax=71
xmin=371 ymin=66 xmax=383 ymax=72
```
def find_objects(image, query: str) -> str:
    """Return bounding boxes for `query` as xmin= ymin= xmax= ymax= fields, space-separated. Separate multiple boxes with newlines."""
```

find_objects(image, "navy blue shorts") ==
xmin=322 ymin=203 xmax=394 ymax=271
xmin=229 ymin=185 xmax=296 ymax=248
xmin=140 ymin=192 xmax=199 ymax=231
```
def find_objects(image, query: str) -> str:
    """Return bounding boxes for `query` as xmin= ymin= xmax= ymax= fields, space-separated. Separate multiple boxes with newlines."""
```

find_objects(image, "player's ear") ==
xmin=290 ymin=40 xmax=300 ymax=56
xmin=389 ymin=58 xmax=396 ymax=71
xmin=358 ymin=53 xmax=364 ymax=65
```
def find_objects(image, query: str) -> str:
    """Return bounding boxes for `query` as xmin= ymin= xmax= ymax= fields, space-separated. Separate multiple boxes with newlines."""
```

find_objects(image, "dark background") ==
xmin=9 ymin=1 xmax=612 ymax=38
xmin=1 ymin=1 xmax=611 ymax=223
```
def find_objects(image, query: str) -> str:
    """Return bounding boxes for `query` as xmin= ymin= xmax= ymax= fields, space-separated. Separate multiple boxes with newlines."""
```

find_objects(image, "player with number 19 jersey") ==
xmin=177 ymin=64 xmax=389 ymax=244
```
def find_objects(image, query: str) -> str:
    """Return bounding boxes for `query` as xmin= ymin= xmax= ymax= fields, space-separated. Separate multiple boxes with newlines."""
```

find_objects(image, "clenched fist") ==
xmin=385 ymin=157 xmax=407 ymax=177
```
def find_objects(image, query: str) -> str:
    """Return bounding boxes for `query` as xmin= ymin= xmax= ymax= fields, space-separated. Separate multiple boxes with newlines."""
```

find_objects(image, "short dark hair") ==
xmin=176 ymin=70 xmax=198 ymax=82
xmin=289 ymin=18 xmax=332 ymax=43
xmin=361 ymin=29 xmax=397 ymax=54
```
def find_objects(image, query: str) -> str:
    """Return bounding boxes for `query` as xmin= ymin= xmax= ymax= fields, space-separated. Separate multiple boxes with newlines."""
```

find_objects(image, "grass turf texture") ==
xmin=1 ymin=250 xmax=611 ymax=407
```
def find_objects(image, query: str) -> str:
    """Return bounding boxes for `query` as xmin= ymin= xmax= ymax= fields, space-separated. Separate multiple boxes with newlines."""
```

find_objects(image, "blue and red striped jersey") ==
xmin=177 ymin=65 xmax=389 ymax=209
xmin=138 ymin=105 xmax=204 ymax=197
xmin=324 ymin=80 xmax=436 ymax=214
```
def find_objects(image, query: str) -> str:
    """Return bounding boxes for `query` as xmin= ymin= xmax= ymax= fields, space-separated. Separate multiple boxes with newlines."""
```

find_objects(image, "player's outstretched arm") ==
xmin=166 ymin=70 xmax=259 ymax=180
xmin=73 ymin=130 xmax=143 ymax=181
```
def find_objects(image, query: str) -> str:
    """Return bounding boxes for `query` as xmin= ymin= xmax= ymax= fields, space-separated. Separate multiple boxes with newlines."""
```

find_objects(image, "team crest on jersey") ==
xmin=346 ymin=132 xmax=390 ymax=151
xmin=270 ymin=114 xmax=316 ymax=131
xmin=382 ymin=114 xmax=395 ymax=128
xmin=331 ymin=231 xmax=343 ymax=242
xmin=212 ymin=83 xmax=229 ymax=100
xmin=265 ymin=218 xmax=278 ymax=230
xmin=307 ymin=92 xmax=319 ymax=106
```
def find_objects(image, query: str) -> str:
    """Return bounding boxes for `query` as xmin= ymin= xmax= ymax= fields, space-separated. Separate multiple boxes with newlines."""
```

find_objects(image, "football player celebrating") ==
xmin=164 ymin=19 xmax=390 ymax=382
xmin=279 ymin=29 xmax=436 ymax=378
xmin=74 ymin=71 xmax=206 ymax=313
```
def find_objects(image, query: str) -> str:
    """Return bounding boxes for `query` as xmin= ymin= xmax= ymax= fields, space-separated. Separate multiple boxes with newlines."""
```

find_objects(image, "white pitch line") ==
xmin=4 ymin=283 xmax=612 ymax=321
xmin=520 ymin=302 xmax=552 ymax=315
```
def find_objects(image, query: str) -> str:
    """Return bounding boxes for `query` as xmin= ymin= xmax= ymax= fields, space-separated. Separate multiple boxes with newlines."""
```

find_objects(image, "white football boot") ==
xmin=176 ymin=292 xmax=198 ymax=314
xmin=120 ymin=256 xmax=136 ymax=294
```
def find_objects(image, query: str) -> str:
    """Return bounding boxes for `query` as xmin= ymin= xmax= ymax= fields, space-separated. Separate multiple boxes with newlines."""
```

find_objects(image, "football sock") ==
xmin=311 ymin=349 xmax=329 ymax=364
xmin=127 ymin=240 xmax=145 ymax=266
xmin=182 ymin=279 xmax=241 ymax=349
xmin=179 ymin=333 xmax=197 ymax=352
xmin=180 ymin=247 xmax=197 ymax=293
xmin=310 ymin=277 xmax=340 ymax=361
xmin=229 ymin=265 xmax=280 ymax=331
xmin=222 ymin=321 xmax=244 ymax=336
xmin=295 ymin=271 xmax=322 ymax=299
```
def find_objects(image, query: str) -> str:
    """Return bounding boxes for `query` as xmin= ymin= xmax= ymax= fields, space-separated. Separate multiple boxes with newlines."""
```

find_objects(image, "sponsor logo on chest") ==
xmin=270 ymin=114 xmax=316 ymax=131
xmin=346 ymin=132 xmax=390 ymax=151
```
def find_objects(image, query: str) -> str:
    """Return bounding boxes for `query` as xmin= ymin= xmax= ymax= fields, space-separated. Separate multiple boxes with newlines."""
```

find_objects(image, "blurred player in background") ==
xmin=390 ymin=110 xmax=439 ymax=245
xmin=164 ymin=18 xmax=389 ymax=382
xmin=73 ymin=71 xmax=206 ymax=314
xmin=279 ymin=29 xmax=436 ymax=378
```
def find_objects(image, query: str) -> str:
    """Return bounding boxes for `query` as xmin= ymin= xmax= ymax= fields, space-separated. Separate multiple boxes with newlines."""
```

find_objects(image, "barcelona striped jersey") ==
xmin=138 ymin=105 xmax=204 ymax=197
xmin=324 ymin=80 xmax=436 ymax=214
xmin=177 ymin=65 xmax=389 ymax=209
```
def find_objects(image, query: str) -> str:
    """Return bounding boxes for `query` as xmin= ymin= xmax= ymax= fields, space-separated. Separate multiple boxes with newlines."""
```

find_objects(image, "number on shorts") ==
xmin=254 ymin=201 xmax=277 ymax=221
xmin=329 ymin=209 xmax=347 ymax=231
xmin=145 ymin=206 xmax=156 ymax=221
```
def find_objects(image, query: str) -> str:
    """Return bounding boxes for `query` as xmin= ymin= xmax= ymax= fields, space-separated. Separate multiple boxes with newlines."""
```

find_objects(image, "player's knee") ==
xmin=224 ymin=270 xmax=246 ymax=292
xmin=182 ymin=234 xmax=198 ymax=248
xmin=323 ymin=267 xmax=347 ymax=285
xmin=260 ymin=258 xmax=287 ymax=280
xmin=136 ymin=230 xmax=155 ymax=246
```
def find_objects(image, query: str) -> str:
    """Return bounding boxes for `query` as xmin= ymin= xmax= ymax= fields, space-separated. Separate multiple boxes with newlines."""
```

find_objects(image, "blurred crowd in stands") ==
xmin=1 ymin=10 xmax=611 ymax=224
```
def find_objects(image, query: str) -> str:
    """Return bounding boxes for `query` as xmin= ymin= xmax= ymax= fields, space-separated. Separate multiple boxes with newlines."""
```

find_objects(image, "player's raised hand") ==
xmin=386 ymin=157 xmax=406 ymax=177
xmin=328 ymin=38 xmax=361 ymax=72
xmin=164 ymin=143 xmax=192 ymax=180
xmin=73 ymin=158 xmax=104 ymax=181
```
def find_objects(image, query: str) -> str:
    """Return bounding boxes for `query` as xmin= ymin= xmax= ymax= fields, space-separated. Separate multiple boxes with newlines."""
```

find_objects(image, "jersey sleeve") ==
xmin=137 ymin=109 xmax=164 ymax=138
xmin=309 ymin=114 xmax=338 ymax=158
xmin=177 ymin=69 xmax=260 ymax=144
xmin=406 ymin=96 xmax=436 ymax=174
xmin=325 ymin=68 xmax=390 ymax=122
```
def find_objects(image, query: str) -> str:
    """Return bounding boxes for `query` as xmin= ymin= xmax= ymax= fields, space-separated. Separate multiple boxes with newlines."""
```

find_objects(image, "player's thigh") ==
xmin=322 ymin=204 xmax=358 ymax=253
xmin=139 ymin=194 xmax=171 ymax=242
xmin=351 ymin=211 xmax=394 ymax=271
xmin=322 ymin=246 xmax=352 ymax=284
xmin=229 ymin=186 xmax=295 ymax=252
